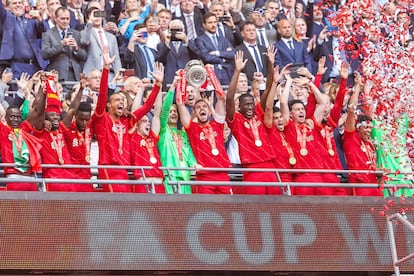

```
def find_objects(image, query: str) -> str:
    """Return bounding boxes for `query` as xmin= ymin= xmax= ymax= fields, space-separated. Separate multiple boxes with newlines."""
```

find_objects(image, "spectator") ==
xmin=42 ymin=7 xmax=87 ymax=83
xmin=125 ymin=23 xmax=156 ymax=80
xmin=209 ymin=1 xmax=243 ymax=47
xmin=235 ymin=21 xmax=268 ymax=83
xmin=66 ymin=0 xmax=85 ymax=29
xmin=80 ymin=7 xmax=122 ymax=81
xmin=156 ymin=19 xmax=198 ymax=85
xmin=265 ymin=0 xmax=280 ymax=30
xmin=219 ymin=0 xmax=243 ymax=27
xmin=250 ymin=8 xmax=276 ymax=48
xmin=196 ymin=12 xmax=235 ymax=85
xmin=274 ymin=19 xmax=313 ymax=72
xmin=156 ymin=8 xmax=172 ymax=36
xmin=43 ymin=0 xmax=61 ymax=30
xmin=173 ymin=0 xmax=205 ymax=41
xmin=278 ymin=0 xmax=296 ymax=21
xmin=0 ymin=0 xmax=47 ymax=78
xmin=144 ymin=15 xmax=161 ymax=50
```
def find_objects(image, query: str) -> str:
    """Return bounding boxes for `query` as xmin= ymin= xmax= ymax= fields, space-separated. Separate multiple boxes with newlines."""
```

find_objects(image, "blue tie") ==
xmin=143 ymin=46 xmax=154 ymax=72
xmin=218 ymin=26 xmax=224 ymax=38
xmin=258 ymin=29 xmax=266 ymax=47
xmin=249 ymin=45 xmax=263 ymax=72
xmin=211 ymin=35 xmax=218 ymax=50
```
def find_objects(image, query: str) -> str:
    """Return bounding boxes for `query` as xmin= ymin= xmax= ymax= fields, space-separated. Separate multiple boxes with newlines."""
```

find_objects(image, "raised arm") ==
xmin=26 ymin=76 xmax=47 ymax=131
xmin=94 ymin=52 xmax=115 ymax=117
xmin=175 ymin=76 xmax=192 ymax=128
xmin=280 ymin=74 xmax=293 ymax=123
xmin=132 ymin=63 xmax=164 ymax=120
xmin=307 ymin=78 xmax=328 ymax=124
xmin=151 ymin=91 xmax=163 ymax=136
xmin=345 ymin=74 xmax=362 ymax=132
xmin=260 ymin=45 xmax=276 ymax=111
xmin=330 ymin=62 xmax=349 ymax=123
xmin=62 ymin=77 xmax=86 ymax=128
xmin=226 ymin=50 xmax=247 ymax=121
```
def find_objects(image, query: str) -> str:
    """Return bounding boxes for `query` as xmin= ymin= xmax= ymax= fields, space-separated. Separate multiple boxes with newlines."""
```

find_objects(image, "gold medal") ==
xmin=255 ymin=139 xmax=262 ymax=147
xmin=85 ymin=155 xmax=90 ymax=162
xmin=328 ymin=149 xmax=335 ymax=156
xmin=212 ymin=148 xmax=219 ymax=156
xmin=59 ymin=157 xmax=65 ymax=165
xmin=289 ymin=157 xmax=297 ymax=166
xmin=8 ymin=133 xmax=12 ymax=141
xmin=150 ymin=157 xmax=157 ymax=164
xmin=118 ymin=148 xmax=123 ymax=154
xmin=300 ymin=148 xmax=308 ymax=156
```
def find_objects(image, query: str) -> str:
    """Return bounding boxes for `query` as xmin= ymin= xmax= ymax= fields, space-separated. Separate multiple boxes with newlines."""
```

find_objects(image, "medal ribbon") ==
xmin=112 ymin=120 xmax=125 ymax=154
xmin=201 ymin=123 xmax=218 ymax=153
xmin=361 ymin=141 xmax=376 ymax=170
xmin=280 ymin=132 xmax=295 ymax=162
xmin=50 ymin=132 xmax=64 ymax=163
xmin=145 ymin=137 xmax=156 ymax=161
xmin=81 ymin=128 xmax=91 ymax=162
xmin=10 ymin=128 xmax=23 ymax=154
xmin=324 ymin=125 xmax=334 ymax=156
xmin=172 ymin=130 xmax=183 ymax=161
xmin=248 ymin=117 xmax=261 ymax=142
xmin=296 ymin=125 xmax=308 ymax=152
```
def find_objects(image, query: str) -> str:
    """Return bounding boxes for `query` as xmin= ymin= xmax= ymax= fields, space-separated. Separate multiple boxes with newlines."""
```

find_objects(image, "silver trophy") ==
xmin=184 ymin=60 xmax=207 ymax=87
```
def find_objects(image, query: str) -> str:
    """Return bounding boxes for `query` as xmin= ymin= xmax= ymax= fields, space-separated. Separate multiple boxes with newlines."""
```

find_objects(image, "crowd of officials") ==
xmin=0 ymin=0 xmax=413 ymax=196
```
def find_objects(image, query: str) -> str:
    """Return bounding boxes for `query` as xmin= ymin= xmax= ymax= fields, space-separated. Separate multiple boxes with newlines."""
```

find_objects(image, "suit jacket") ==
xmin=124 ymin=43 xmax=157 ymax=79
xmin=80 ymin=23 xmax=122 ymax=78
xmin=0 ymin=1 xmax=47 ymax=69
xmin=218 ymin=23 xmax=243 ymax=47
xmin=174 ymin=8 xmax=205 ymax=39
xmin=274 ymin=38 xmax=312 ymax=72
xmin=235 ymin=42 xmax=268 ymax=83
xmin=195 ymin=32 xmax=235 ymax=85
xmin=41 ymin=27 xmax=87 ymax=81
xmin=156 ymin=40 xmax=199 ymax=85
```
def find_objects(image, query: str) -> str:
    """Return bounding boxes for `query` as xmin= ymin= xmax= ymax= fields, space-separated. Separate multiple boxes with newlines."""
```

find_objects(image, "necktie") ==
xmin=258 ymin=29 xmax=266 ymax=47
xmin=288 ymin=40 xmax=294 ymax=52
xmin=61 ymin=30 xmax=66 ymax=39
xmin=218 ymin=25 xmax=224 ymax=38
xmin=143 ymin=46 xmax=154 ymax=72
xmin=98 ymin=30 xmax=105 ymax=48
xmin=172 ymin=41 xmax=180 ymax=53
xmin=77 ymin=10 xmax=84 ymax=24
xmin=249 ymin=45 xmax=263 ymax=72
xmin=185 ymin=15 xmax=195 ymax=40
xmin=211 ymin=35 xmax=218 ymax=50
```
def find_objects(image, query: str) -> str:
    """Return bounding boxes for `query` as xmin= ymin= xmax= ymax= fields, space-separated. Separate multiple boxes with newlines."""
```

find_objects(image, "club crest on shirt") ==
xmin=140 ymin=139 xmax=146 ymax=147
xmin=72 ymin=138 xmax=79 ymax=147
xmin=199 ymin=131 xmax=217 ymax=140
xmin=244 ymin=120 xmax=261 ymax=129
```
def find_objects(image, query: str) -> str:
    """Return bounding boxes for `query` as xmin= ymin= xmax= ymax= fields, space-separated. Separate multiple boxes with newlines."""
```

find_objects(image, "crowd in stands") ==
xmin=0 ymin=0 xmax=413 ymax=196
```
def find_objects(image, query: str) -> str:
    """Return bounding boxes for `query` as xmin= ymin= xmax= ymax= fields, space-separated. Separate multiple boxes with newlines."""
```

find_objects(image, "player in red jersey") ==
xmin=0 ymin=106 xmax=42 ymax=191
xmin=29 ymin=72 xmax=81 ymax=192
xmin=177 ymin=77 xmax=232 ymax=194
xmin=226 ymin=51 xmax=282 ymax=195
xmin=280 ymin=73 xmax=330 ymax=195
xmin=90 ymin=52 xmax=164 ymax=193
xmin=129 ymin=82 xmax=165 ymax=194
xmin=343 ymin=75 xmax=383 ymax=196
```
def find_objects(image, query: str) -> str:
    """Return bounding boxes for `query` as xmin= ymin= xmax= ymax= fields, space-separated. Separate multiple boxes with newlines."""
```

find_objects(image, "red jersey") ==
xmin=62 ymin=121 xmax=93 ymax=179
xmin=186 ymin=120 xmax=231 ymax=178
xmin=343 ymin=130 xmax=382 ymax=196
xmin=227 ymin=111 xmax=275 ymax=165
xmin=0 ymin=121 xmax=41 ymax=176
xmin=267 ymin=126 xmax=294 ymax=170
xmin=130 ymin=131 xmax=164 ymax=179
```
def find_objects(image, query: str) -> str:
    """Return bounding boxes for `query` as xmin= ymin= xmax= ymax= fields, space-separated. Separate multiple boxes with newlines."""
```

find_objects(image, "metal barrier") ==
xmin=1 ymin=162 xmax=413 ymax=195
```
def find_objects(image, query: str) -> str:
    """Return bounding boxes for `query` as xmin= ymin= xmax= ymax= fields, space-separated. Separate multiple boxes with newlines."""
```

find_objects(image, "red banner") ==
xmin=0 ymin=194 xmax=413 ymax=272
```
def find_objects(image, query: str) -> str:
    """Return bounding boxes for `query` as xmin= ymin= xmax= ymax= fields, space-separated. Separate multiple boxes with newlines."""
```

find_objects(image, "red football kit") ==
xmin=61 ymin=121 xmax=94 ymax=192
xmin=130 ymin=131 xmax=165 ymax=194
xmin=33 ymin=122 xmax=78 ymax=192
xmin=227 ymin=105 xmax=281 ymax=195
xmin=0 ymin=121 xmax=41 ymax=191
xmin=90 ymin=67 xmax=161 ymax=193
xmin=284 ymin=119 xmax=326 ymax=195
xmin=267 ymin=126 xmax=294 ymax=183
xmin=186 ymin=120 xmax=232 ymax=194
xmin=343 ymin=130 xmax=383 ymax=196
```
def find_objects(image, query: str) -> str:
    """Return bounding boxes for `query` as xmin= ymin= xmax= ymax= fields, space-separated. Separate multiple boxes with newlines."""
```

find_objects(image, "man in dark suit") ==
xmin=173 ymin=0 xmax=205 ymax=41
xmin=209 ymin=2 xmax=242 ymax=47
xmin=42 ymin=7 xmax=87 ymax=82
xmin=43 ymin=0 xmax=61 ymax=31
xmin=66 ymin=0 xmax=85 ymax=29
xmin=274 ymin=19 xmax=312 ymax=72
xmin=156 ymin=19 xmax=199 ymax=85
xmin=196 ymin=12 xmax=235 ymax=85
xmin=124 ymin=23 xmax=156 ymax=80
xmin=0 ymin=0 xmax=48 ymax=78
xmin=235 ymin=21 xmax=268 ymax=83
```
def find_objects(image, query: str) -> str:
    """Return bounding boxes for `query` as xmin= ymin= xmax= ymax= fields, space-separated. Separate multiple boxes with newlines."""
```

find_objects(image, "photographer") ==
xmin=155 ymin=19 xmax=199 ymax=85
xmin=209 ymin=2 xmax=242 ymax=47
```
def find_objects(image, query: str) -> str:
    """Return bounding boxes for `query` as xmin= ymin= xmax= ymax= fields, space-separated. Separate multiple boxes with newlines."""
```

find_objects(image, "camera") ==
xmin=66 ymin=31 xmax=73 ymax=38
xmin=93 ymin=10 xmax=106 ymax=18
xmin=255 ymin=8 xmax=267 ymax=15
xmin=170 ymin=28 xmax=182 ymax=41
xmin=219 ymin=16 xmax=231 ymax=23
